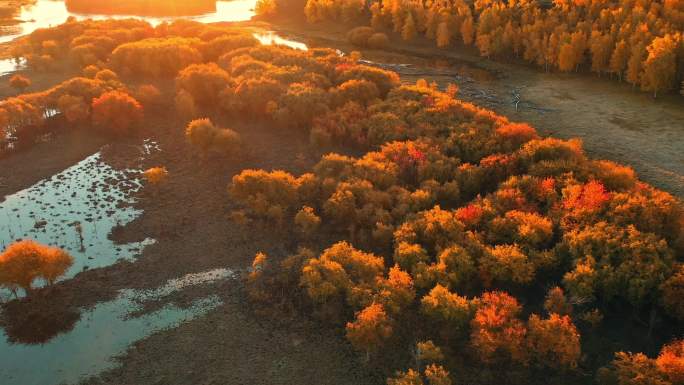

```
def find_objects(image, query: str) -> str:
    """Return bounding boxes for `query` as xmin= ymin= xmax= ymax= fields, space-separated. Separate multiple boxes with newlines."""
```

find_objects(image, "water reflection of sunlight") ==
xmin=254 ymin=31 xmax=308 ymax=51
xmin=0 ymin=0 xmax=258 ymax=43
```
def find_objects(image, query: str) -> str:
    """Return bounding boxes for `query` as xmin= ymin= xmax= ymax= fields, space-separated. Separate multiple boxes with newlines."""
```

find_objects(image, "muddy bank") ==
xmin=267 ymin=20 xmax=684 ymax=198
xmin=0 ymin=129 xmax=107 ymax=201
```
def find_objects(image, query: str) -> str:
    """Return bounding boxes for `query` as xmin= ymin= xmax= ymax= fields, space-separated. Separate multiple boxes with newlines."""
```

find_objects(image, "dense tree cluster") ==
xmin=0 ymin=74 xmax=129 ymax=149
xmin=302 ymin=0 xmax=684 ymax=97
xmin=2 ymin=19 xmax=263 ymax=152
xmin=230 ymin=45 xmax=684 ymax=384
xmin=599 ymin=339 xmax=684 ymax=385
xmin=64 ymin=0 xmax=217 ymax=17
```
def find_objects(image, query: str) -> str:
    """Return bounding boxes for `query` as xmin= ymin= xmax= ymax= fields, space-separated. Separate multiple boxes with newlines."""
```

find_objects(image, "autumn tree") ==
xmin=346 ymin=303 xmax=393 ymax=361
xmin=185 ymin=118 xmax=241 ymax=157
xmin=0 ymin=240 xmax=74 ymax=294
xmin=402 ymin=13 xmax=417 ymax=41
xmin=609 ymin=40 xmax=630 ymax=81
xmin=561 ymin=222 xmax=674 ymax=309
xmin=58 ymin=95 xmax=90 ymax=123
xmin=436 ymin=22 xmax=450 ymax=48
xmin=470 ymin=291 xmax=527 ymax=363
xmin=143 ymin=167 xmax=168 ymax=185
xmin=656 ymin=340 xmax=684 ymax=385
xmin=461 ymin=16 xmax=474 ymax=45
xmin=91 ymin=91 xmax=143 ymax=136
xmin=641 ymin=35 xmax=678 ymax=98
xmin=294 ymin=206 xmax=321 ymax=237
xmin=175 ymin=89 xmax=198 ymax=120
xmin=661 ymin=265 xmax=684 ymax=320
xmin=301 ymin=241 xmax=384 ymax=310
xmin=9 ymin=74 xmax=31 ymax=93
xmin=176 ymin=63 xmax=231 ymax=110
xmin=626 ymin=43 xmax=646 ymax=89
xmin=607 ymin=352 xmax=669 ymax=385
xmin=387 ymin=369 xmax=424 ymax=385
xmin=416 ymin=340 xmax=444 ymax=366
xmin=134 ymin=84 xmax=162 ymax=108
xmin=421 ymin=284 xmax=473 ymax=336
xmin=590 ymin=32 xmax=612 ymax=77
xmin=479 ymin=244 xmax=535 ymax=286
xmin=558 ymin=43 xmax=577 ymax=72
xmin=527 ymin=313 xmax=581 ymax=369
xmin=544 ymin=286 xmax=572 ymax=316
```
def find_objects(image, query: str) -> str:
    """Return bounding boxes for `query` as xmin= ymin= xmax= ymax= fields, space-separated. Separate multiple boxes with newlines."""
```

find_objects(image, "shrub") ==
xmin=134 ymin=84 xmax=162 ymax=107
xmin=337 ymin=65 xmax=400 ymax=96
xmin=334 ymin=79 xmax=379 ymax=107
xmin=347 ymin=26 xmax=374 ymax=46
xmin=143 ymin=167 xmax=168 ymax=185
xmin=212 ymin=127 xmax=242 ymax=157
xmin=186 ymin=118 xmax=216 ymax=152
xmin=91 ymin=91 xmax=143 ymax=136
xmin=367 ymin=33 xmax=389 ymax=49
xmin=9 ymin=74 xmax=31 ymax=92
xmin=0 ymin=240 xmax=74 ymax=294
xmin=185 ymin=118 xmax=241 ymax=157
xmin=176 ymin=63 xmax=231 ymax=110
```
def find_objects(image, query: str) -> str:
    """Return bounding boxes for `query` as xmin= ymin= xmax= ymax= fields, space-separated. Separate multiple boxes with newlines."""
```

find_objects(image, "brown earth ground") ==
xmin=0 ymin=16 xmax=682 ymax=385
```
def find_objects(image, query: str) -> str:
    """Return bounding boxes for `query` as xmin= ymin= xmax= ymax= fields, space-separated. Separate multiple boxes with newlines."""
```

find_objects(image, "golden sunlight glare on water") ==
xmin=1 ymin=0 xmax=257 ymax=43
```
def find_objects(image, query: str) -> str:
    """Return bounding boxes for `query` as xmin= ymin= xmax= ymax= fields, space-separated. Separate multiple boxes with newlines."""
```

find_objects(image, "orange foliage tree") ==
xmin=9 ymin=74 xmax=31 ymax=93
xmin=470 ymin=291 xmax=527 ymax=364
xmin=91 ymin=91 xmax=143 ymax=136
xmin=0 ymin=240 xmax=74 ymax=294
xmin=345 ymin=302 xmax=393 ymax=361
xmin=526 ymin=313 xmax=581 ymax=369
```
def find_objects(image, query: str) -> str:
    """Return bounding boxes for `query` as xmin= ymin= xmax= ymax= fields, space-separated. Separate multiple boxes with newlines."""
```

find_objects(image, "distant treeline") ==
xmin=65 ymin=0 xmax=216 ymax=17
xmin=297 ymin=0 xmax=684 ymax=98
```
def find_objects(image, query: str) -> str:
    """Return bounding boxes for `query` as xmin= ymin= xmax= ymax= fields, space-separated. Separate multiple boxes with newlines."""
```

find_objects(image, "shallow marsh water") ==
xmin=0 ymin=268 xmax=235 ymax=385
xmin=0 ymin=150 xmax=153 ymax=287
